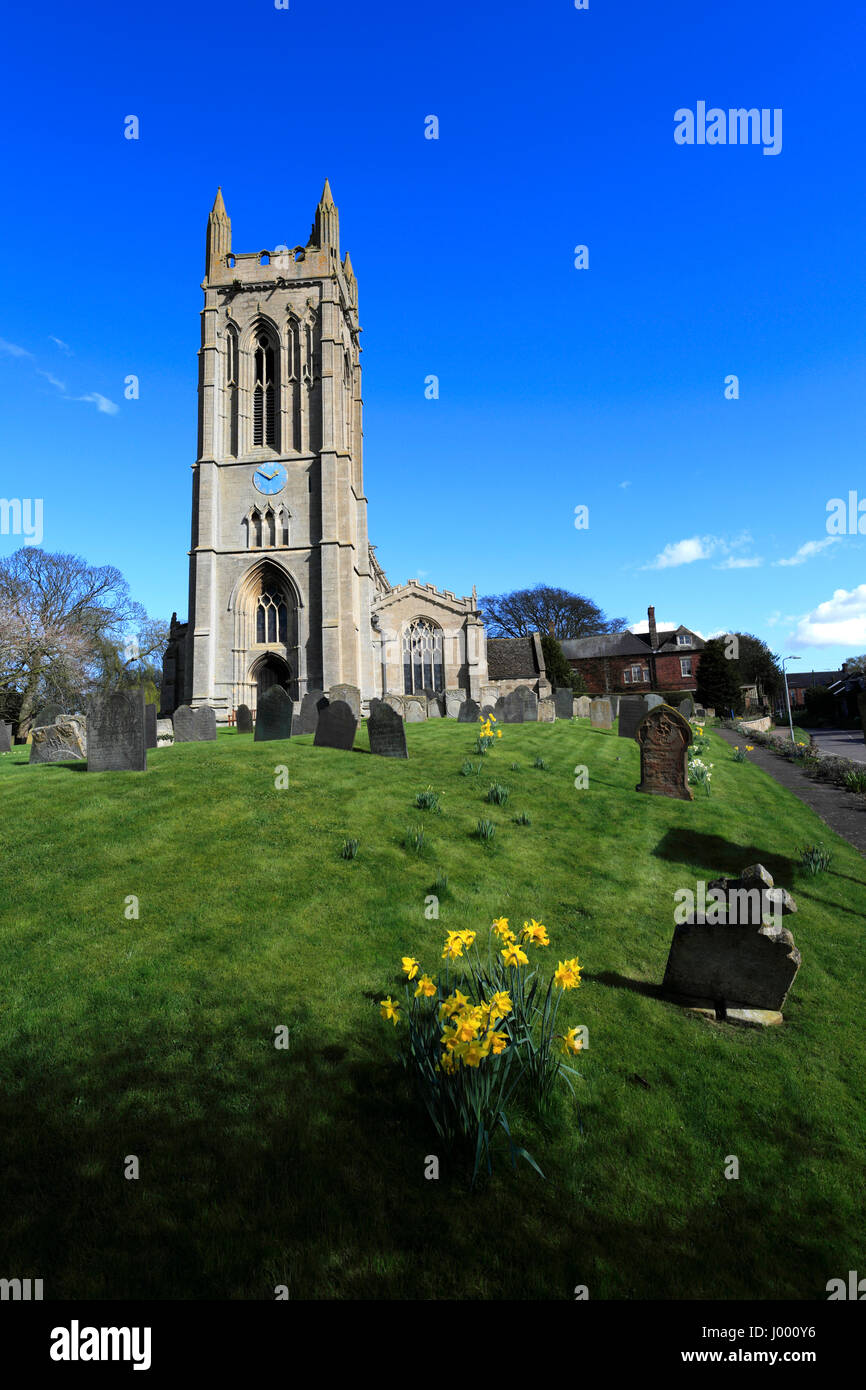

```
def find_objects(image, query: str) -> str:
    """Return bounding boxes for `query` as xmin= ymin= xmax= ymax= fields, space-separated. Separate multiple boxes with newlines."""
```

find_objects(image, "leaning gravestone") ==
xmin=404 ymin=698 xmax=426 ymax=722
xmin=635 ymin=704 xmax=693 ymax=800
xmin=367 ymin=699 xmax=408 ymax=759
xmin=679 ymin=695 xmax=696 ymax=718
xmin=328 ymin=684 xmax=361 ymax=722
xmin=458 ymin=698 xmax=480 ymax=724
xmin=554 ymin=688 xmax=573 ymax=719
xmin=590 ymin=698 xmax=613 ymax=730
xmin=254 ymin=687 xmax=293 ymax=742
xmin=236 ymin=704 xmax=253 ymax=734
xmin=645 ymin=694 xmax=664 ymax=710
xmin=618 ymin=695 xmax=649 ymax=740
xmin=574 ymin=695 xmax=592 ymax=718
xmin=662 ymin=864 xmax=800 ymax=1016
xmin=0 ymin=722 xmax=11 ymax=753
xmin=314 ymin=698 xmax=357 ymax=751
xmin=173 ymin=705 xmax=217 ymax=742
xmin=88 ymin=691 xmax=147 ymax=772
xmin=294 ymin=690 xmax=326 ymax=735
xmin=29 ymin=715 xmax=87 ymax=764
xmin=145 ymin=703 xmax=158 ymax=749
xmin=537 ymin=697 xmax=556 ymax=722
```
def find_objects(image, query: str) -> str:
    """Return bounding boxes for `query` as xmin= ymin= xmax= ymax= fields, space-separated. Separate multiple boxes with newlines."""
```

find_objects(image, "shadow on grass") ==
xmin=652 ymin=829 xmax=795 ymax=886
xmin=583 ymin=971 xmax=663 ymax=999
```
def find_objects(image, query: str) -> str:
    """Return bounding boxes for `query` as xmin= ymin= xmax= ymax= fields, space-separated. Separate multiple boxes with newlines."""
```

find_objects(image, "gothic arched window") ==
xmin=226 ymin=325 xmax=239 ymax=456
xmin=256 ymin=588 xmax=288 ymax=644
xmin=253 ymin=331 xmax=276 ymax=448
xmin=402 ymin=618 xmax=444 ymax=694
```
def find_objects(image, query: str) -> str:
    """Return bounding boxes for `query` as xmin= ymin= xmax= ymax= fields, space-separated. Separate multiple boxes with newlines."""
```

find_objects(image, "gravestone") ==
xmin=236 ymin=704 xmax=253 ymax=734
xmin=329 ymin=683 xmax=361 ymax=722
xmin=33 ymin=702 xmax=63 ymax=729
xmin=645 ymin=693 xmax=664 ymax=710
xmin=618 ymin=695 xmax=649 ymax=740
xmin=662 ymin=865 xmax=800 ymax=1013
xmin=537 ymin=697 xmax=556 ymax=722
xmin=314 ymin=698 xmax=357 ymax=751
xmin=590 ymin=698 xmax=613 ymax=730
xmin=445 ymin=690 xmax=465 ymax=719
xmin=145 ymin=703 xmax=158 ymax=749
xmin=294 ymin=690 xmax=326 ymax=735
xmin=254 ymin=687 xmax=293 ymax=742
xmin=426 ymin=695 xmax=444 ymax=718
xmin=29 ymin=715 xmax=87 ymax=764
xmin=384 ymin=694 xmax=404 ymax=715
xmin=679 ymin=695 xmax=696 ymax=718
xmin=554 ymin=688 xmax=573 ymax=719
xmin=458 ymin=698 xmax=480 ymax=724
xmin=156 ymin=718 xmax=174 ymax=747
xmin=88 ymin=691 xmax=147 ymax=772
xmin=574 ymin=695 xmax=591 ymax=718
xmin=0 ymin=721 xmax=12 ymax=753
xmin=367 ymin=698 xmax=408 ymax=759
xmin=497 ymin=685 xmax=538 ymax=723
xmin=173 ymin=704 xmax=217 ymax=742
xmin=514 ymin=685 xmax=538 ymax=721
xmin=404 ymin=698 xmax=426 ymax=722
xmin=635 ymin=704 xmax=693 ymax=800
xmin=480 ymin=704 xmax=497 ymax=721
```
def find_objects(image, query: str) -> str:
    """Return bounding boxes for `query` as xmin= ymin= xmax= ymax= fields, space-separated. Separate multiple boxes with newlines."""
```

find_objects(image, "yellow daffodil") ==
xmin=560 ymin=1026 xmax=583 ymax=1056
xmin=554 ymin=956 xmax=582 ymax=990
xmin=489 ymin=714 xmax=497 ymax=723
xmin=462 ymin=1038 xmax=490 ymax=1068
xmin=501 ymin=942 xmax=529 ymax=968
xmin=414 ymin=974 xmax=436 ymax=998
xmin=489 ymin=990 xmax=513 ymax=1020
xmin=488 ymin=1029 xmax=508 ymax=1055
xmin=459 ymin=929 xmax=477 ymax=949
xmin=440 ymin=989 xmax=469 ymax=1020
xmin=401 ymin=956 xmax=420 ymax=980
xmin=442 ymin=931 xmax=465 ymax=960
xmin=520 ymin=918 xmax=550 ymax=946
xmin=496 ymin=729 xmax=502 ymax=738
xmin=491 ymin=916 xmax=510 ymax=938
xmin=380 ymin=996 xmax=401 ymax=1025
xmin=746 ymin=745 xmax=754 ymax=752
xmin=454 ymin=1011 xmax=481 ymax=1043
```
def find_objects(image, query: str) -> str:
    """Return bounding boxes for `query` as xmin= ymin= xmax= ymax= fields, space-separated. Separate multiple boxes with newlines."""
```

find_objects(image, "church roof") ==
xmin=486 ymin=636 xmax=543 ymax=680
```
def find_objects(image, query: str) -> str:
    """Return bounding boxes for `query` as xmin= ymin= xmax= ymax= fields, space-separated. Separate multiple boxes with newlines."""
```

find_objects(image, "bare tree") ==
xmin=0 ymin=548 xmax=168 ymax=730
xmin=479 ymin=584 xmax=627 ymax=640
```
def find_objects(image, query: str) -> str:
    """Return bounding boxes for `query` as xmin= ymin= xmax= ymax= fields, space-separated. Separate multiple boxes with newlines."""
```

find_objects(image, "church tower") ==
xmin=184 ymin=183 xmax=375 ymax=716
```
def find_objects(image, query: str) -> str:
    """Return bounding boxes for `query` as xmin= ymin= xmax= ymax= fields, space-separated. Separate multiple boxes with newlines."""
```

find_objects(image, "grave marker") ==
xmin=367 ymin=699 xmax=408 ymax=758
xmin=88 ymin=691 xmax=147 ymax=772
xmin=314 ymin=698 xmax=358 ymax=751
xmin=254 ymin=687 xmax=293 ymax=742
xmin=635 ymin=704 xmax=693 ymax=800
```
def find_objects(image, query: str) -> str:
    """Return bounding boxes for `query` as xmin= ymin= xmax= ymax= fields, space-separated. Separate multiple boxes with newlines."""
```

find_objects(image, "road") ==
xmin=803 ymin=728 xmax=866 ymax=764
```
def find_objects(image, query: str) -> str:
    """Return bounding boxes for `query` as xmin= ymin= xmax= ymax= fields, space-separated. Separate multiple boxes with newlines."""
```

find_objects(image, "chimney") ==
xmin=647 ymin=605 xmax=658 ymax=650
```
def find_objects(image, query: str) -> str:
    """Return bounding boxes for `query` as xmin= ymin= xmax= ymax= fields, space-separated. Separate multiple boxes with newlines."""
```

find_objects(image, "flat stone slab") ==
xmin=29 ymin=715 xmax=87 ymax=764
xmin=367 ymin=699 xmax=408 ymax=758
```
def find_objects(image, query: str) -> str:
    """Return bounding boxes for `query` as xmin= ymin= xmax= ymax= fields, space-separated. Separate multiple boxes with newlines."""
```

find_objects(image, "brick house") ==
xmin=560 ymin=606 xmax=704 ymax=696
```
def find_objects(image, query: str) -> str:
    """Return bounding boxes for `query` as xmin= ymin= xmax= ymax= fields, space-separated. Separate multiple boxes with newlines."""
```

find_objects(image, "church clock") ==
xmin=253 ymin=462 xmax=287 ymax=496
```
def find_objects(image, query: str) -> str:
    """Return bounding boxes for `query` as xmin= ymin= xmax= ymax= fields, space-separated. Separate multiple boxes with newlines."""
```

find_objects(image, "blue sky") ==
xmin=1 ymin=0 xmax=864 ymax=670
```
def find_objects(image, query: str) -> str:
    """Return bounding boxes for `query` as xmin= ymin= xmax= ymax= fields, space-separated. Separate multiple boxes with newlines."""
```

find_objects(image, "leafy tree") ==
xmin=842 ymin=654 xmax=866 ymax=676
xmin=732 ymin=632 xmax=782 ymax=704
xmin=540 ymin=633 xmax=579 ymax=691
xmin=480 ymin=584 xmax=627 ymax=640
xmin=696 ymin=637 xmax=744 ymax=715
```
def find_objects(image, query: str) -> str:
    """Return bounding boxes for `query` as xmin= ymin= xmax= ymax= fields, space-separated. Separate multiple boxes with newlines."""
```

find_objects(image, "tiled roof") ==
xmin=560 ymin=633 xmax=650 ymax=660
xmin=486 ymin=636 xmax=540 ymax=679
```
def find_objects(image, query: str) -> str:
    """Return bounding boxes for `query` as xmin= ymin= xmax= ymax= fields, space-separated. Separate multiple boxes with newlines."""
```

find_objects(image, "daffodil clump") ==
xmin=379 ymin=915 xmax=585 ymax=1181
xmin=475 ymin=712 xmax=503 ymax=753
xmin=688 ymin=757 xmax=714 ymax=795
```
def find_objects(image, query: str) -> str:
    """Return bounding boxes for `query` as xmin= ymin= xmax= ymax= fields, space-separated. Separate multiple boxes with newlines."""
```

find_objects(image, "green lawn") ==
xmin=1 ymin=719 xmax=864 ymax=1300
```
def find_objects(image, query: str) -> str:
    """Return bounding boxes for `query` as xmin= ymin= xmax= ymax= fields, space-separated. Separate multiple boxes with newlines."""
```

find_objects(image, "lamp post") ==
xmin=782 ymin=655 xmax=801 ymax=744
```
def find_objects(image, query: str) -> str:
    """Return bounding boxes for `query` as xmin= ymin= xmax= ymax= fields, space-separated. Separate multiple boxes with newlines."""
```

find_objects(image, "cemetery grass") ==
xmin=1 ymin=721 xmax=865 ymax=1301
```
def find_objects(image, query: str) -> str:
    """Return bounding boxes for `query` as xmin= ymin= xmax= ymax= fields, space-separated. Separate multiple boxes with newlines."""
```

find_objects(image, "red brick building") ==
xmin=561 ymin=606 xmax=704 ymax=696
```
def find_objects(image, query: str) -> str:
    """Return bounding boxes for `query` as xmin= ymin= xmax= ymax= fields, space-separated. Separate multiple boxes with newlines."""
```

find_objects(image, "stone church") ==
xmin=161 ymin=183 xmax=496 ymax=719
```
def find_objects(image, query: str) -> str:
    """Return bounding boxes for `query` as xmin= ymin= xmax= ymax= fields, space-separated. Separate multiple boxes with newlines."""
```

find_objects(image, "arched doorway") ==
xmin=253 ymin=653 xmax=292 ymax=706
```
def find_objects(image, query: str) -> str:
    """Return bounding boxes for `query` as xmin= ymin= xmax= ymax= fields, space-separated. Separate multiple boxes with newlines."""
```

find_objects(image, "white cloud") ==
xmin=37 ymin=369 xmax=67 ymax=391
xmin=789 ymin=584 xmax=866 ymax=648
xmin=716 ymin=555 xmax=763 ymax=569
xmin=74 ymin=392 xmax=119 ymax=415
xmin=643 ymin=535 xmax=717 ymax=570
xmin=618 ymin=480 xmax=631 ymax=489
xmin=0 ymin=337 xmax=33 ymax=358
xmin=49 ymin=336 xmax=72 ymax=354
xmin=774 ymin=537 xmax=841 ymax=567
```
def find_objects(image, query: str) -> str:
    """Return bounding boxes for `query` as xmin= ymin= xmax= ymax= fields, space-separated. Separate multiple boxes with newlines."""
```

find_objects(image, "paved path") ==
xmin=803 ymin=728 xmax=866 ymax=764
xmin=714 ymin=726 xmax=866 ymax=856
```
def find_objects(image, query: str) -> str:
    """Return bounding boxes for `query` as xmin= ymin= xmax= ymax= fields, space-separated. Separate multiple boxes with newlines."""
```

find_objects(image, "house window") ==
xmin=680 ymin=657 xmax=693 ymax=677
xmin=402 ymin=618 xmax=444 ymax=693
xmin=677 ymin=633 xmax=691 ymax=646
xmin=624 ymin=665 xmax=649 ymax=684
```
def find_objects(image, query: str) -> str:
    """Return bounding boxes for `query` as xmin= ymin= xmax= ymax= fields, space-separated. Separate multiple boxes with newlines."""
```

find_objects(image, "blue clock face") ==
xmin=253 ymin=462 xmax=287 ymax=496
